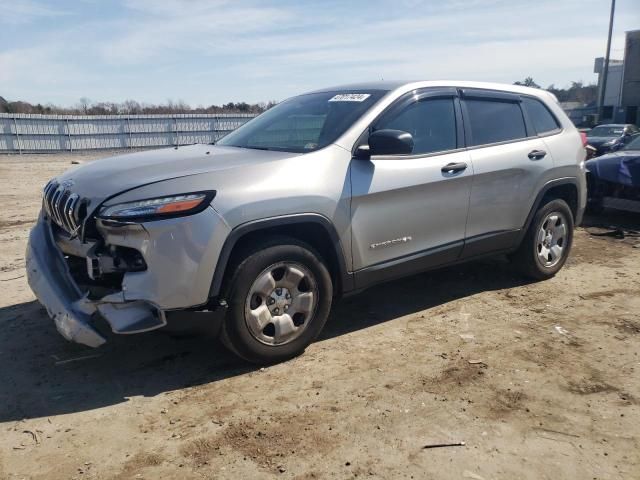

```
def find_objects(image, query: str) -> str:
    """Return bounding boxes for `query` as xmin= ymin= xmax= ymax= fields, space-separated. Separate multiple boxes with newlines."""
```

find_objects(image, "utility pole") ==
xmin=597 ymin=0 xmax=616 ymax=122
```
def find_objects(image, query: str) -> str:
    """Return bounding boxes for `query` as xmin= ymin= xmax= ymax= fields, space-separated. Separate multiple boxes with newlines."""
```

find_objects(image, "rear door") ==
xmin=350 ymin=88 xmax=472 ymax=286
xmin=460 ymin=89 xmax=554 ymax=257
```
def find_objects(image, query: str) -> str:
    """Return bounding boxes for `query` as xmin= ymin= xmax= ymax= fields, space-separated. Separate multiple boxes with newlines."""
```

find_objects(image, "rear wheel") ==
xmin=512 ymin=199 xmax=574 ymax=280
xmin=221 ymin=238 xmax=332 ymax=364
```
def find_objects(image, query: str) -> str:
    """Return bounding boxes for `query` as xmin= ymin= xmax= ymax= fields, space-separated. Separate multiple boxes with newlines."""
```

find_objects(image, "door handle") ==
xmin=441 ymin=162 xmax=468 ymax=174
xmin=528 ymin=149 xmax=547 ymax=160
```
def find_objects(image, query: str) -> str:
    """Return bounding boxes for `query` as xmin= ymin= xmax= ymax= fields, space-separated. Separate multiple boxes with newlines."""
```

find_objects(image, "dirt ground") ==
xmin=0 ymin=152 xmax=639 ymax=480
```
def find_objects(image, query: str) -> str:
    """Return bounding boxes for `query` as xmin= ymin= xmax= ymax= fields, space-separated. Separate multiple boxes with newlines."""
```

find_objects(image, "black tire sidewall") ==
xmin=223 ymin=241 xmax=333 ymax=364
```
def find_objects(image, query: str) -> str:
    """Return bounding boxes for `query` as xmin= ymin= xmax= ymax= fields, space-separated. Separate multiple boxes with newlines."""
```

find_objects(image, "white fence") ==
xmin=0 ymin=113 xmax=257 ymax=153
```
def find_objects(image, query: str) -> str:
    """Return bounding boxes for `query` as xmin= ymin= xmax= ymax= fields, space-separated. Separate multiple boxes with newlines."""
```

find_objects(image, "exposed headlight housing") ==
xmin=99 ymin=191 xmax=215 ymax=221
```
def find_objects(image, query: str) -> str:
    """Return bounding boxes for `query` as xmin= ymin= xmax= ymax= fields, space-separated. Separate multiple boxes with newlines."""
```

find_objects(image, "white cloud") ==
xmin=0 ymin=0 xmax=69 ymax=24
xmin=1 ymin=0 xmax=638 ymax=105
xmin=121 ymin=0 xmax=233 ymax=16
xmin=100 ymin=2 xmax=293 ymax=64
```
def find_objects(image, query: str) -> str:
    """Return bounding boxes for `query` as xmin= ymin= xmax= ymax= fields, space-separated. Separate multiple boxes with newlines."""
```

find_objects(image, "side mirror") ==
xmin=366 ymin=129 xmax=414 ymax=156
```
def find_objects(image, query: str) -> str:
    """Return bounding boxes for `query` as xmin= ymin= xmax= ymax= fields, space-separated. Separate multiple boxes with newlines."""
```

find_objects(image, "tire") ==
xmin=512 ymin=199 xmax=574 ymax=280
xmin=220 ymin=236 xmax=333 ymax=364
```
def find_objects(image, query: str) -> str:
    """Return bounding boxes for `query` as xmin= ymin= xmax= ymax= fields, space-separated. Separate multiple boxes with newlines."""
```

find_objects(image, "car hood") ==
xmin=586 ymin=150 xmax=640 ymax=186
xmin=586 ymin=136 xmax=618 ymax=147
xmin=54 ymin=144 xmax=301 ymax=210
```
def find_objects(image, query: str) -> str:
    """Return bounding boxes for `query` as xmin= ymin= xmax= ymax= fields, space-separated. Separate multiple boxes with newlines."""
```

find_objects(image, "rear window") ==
xmin=587 ymin=126 xmax=624 ymax=137
xmin=522 ymin=97 xmax=560 ymax=135
xmin=465 ymin=99 xmax=527 ymax=146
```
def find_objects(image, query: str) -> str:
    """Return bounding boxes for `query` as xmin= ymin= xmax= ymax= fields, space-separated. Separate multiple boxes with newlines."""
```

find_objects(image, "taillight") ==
xmin=580 ymin=131 xmax=588 ymax=147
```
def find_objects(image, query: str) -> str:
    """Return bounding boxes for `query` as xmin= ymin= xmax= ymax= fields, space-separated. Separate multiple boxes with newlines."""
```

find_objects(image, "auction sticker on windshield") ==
xmin=329 ymin=94 xmax=371 ymax=102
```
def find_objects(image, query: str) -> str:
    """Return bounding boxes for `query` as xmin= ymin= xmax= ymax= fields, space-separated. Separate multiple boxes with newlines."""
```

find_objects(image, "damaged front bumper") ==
xmin=26 ymin=215 xmax=109 ymax=347
xmin=26 ymin=212 xmax=228 ymax=348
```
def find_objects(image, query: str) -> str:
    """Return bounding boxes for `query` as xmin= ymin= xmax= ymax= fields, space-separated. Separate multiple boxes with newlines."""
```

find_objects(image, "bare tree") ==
xmin=78 ymin=97 xmax=91 ymax=114
xmin=0 ymin=95 xmax=277 ymax=115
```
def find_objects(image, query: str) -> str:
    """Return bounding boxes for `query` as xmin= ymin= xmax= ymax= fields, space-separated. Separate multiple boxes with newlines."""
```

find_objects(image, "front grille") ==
xmin=43 ymin=180 xmax=85 ymax=235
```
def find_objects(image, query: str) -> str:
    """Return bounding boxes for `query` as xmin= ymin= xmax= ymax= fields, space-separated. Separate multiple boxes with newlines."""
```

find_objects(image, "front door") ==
xmin=349 ymin=90 xmax=473 ymax=288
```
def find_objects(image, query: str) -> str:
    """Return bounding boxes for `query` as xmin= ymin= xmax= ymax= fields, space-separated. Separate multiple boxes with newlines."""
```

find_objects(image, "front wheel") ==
xmin=221 ymin=238 xmax=333 ymax=364
xmin=512 ymin=199 xmax=574 ymax=280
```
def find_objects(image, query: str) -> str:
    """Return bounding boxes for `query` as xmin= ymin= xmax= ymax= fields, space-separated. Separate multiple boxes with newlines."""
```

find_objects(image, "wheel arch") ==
xmin=209 ymin=214 xmax=353 ymax=300
xmin=518 ymin=177 xmax=579 ymax=245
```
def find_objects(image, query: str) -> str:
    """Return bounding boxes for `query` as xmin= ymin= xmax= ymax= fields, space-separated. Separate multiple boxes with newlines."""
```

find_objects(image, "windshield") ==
xmin=217 ymin=90 xmax=385 ymax=153
xmin=623 ymin=135 xmax=640 ymax=151
xmin=587 ymin=126 xmax=624 ymax=137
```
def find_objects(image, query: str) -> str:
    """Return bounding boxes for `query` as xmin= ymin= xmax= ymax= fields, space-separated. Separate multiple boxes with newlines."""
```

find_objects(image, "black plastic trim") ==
xmin=354 ymin=228 xmax=527 ymax=292
xmin=209 ymin=213 xmax=353 ymax=299
xmin=354 ymin=241 xmax=463 ymax=291
xmin=164 ymin=306 xmax=227 ymax=337
xmin=516 ymin=177 xmax=580 ymax=244
xmin=373 ymin=88 xmax=459 ymax=128
xmin=453 ymin=96 xmax=466 ymax=149
xmin=459 ymin=88 xmax=521 ymax=102
xmin=460 ymin=230 xmax=521 ymax=259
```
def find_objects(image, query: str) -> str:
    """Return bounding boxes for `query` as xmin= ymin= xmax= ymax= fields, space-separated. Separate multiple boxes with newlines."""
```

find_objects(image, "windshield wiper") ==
xmin=229 ymin=145 xmax=306 ymax=153
xmin=243 ymin=146 xmax=273 ymax=151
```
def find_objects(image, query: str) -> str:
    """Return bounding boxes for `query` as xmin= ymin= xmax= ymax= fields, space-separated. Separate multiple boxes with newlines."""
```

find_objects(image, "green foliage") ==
xmin=514 ymin=77 xmax=598 ymax=106
xmin=546 ymin=82 xmax=598 ymax=105
xmin=514 ymin=77 xmax=540 ymax=88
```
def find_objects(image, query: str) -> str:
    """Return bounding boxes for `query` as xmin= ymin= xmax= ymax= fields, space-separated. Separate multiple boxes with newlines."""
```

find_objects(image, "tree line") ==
xmin=0 ymin=96 xmax=276 ymax=115
xmin=513 ymin=77 xmax=598 ymax=105
xmin=1 ymin=79 xmax=598 ymax=115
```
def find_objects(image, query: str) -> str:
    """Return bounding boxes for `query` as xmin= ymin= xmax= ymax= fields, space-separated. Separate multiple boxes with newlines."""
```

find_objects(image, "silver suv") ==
xmin=26 ymin=81 xmax=587 ymax=364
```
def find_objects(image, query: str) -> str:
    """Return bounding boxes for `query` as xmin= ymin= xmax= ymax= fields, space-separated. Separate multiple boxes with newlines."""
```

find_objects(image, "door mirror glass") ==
xmin=367 ymin=129 xmax=414 ymax=156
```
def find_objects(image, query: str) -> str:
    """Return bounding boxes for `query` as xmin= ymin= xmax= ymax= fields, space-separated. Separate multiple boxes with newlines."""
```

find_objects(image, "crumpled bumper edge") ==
xmin=25 ymin=217 xmax=106 ymax=348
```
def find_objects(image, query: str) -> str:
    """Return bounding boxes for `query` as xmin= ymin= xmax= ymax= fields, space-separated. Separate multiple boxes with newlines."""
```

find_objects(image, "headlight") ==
xmin=99 ymin=191 xmax=215 ymax=221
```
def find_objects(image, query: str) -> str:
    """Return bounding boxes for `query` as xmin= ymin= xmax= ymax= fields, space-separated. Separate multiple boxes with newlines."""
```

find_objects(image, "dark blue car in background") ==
xmin=586 ymin=124 xmax=640 ymax=157
xmin=586 ymin=135 xmax=640 ymax=214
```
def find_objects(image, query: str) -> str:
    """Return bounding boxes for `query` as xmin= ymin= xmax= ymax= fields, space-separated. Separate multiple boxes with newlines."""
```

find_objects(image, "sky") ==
xmin=0 ymin=0 xmax=639 ymax=107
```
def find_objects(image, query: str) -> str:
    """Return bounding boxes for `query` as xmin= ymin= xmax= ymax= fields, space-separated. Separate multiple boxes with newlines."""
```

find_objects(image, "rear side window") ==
xmin=464 ymin=99 xmax=527 ymax=146
xmin=522 ymin=97 xmax=560 ymax=135
xmin=375 ymin=98 xmax=457 ymax=154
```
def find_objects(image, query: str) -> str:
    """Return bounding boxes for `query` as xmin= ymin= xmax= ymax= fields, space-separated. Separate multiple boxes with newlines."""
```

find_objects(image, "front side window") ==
xmin=464 ymin=99 xmax=527 ymax=146
xmin=374 ymin=98 xmax=457 ymax=155
xmin=522 ymin=97 xmax=560 ymax=135
xmin=217 ymin=90 xmax=385 ymax=153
